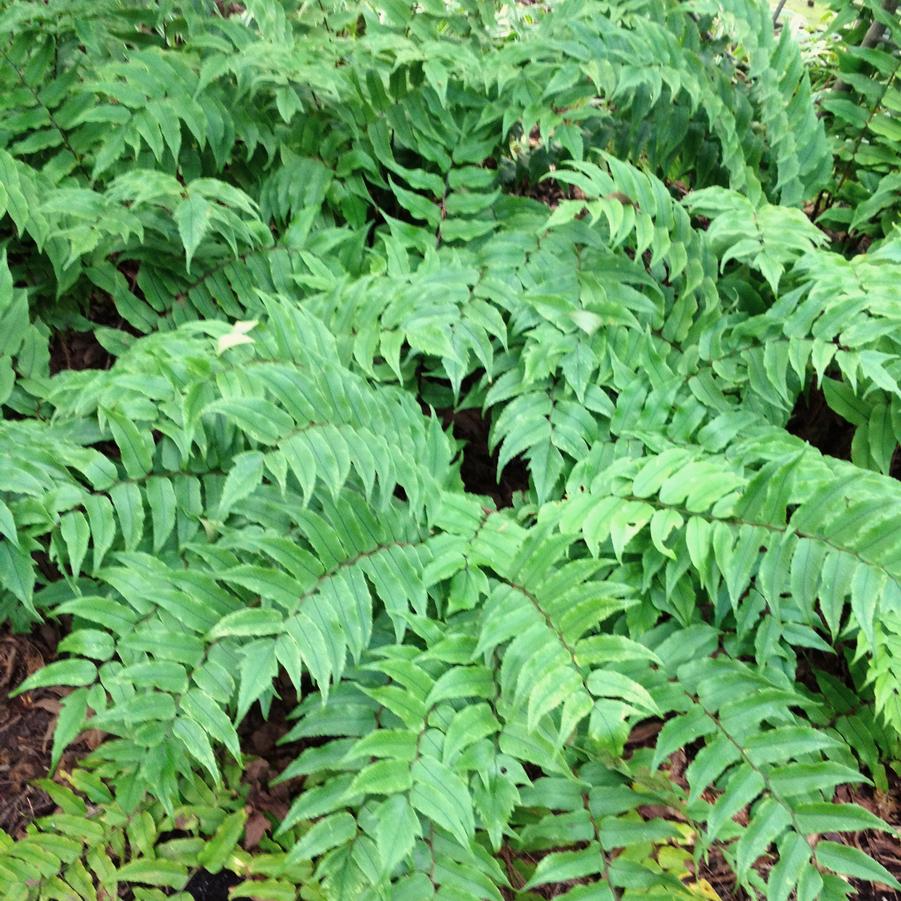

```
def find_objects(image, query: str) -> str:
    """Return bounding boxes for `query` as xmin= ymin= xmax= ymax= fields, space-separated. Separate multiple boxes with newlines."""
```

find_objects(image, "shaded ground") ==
xmin=49 ymin=327 xmax=110 ymax=375
xmin=0 ymin=627 xmax=100 ymax=837
xmin=48 ymin=289 xmax=136 ymax=376
xmin=185 ymin=869 xmax=242 ymax=900
xmin=237 ymin=673 xmax=306 ymax=853
xmin=787 ymin=380 xmax=900 ymax=477
xmin=445 ymin=407 xmax=530 ymax=508
xmin=788 ymin=383 xmax=855 ymax=462
xmin=6 ymin=145 xmax=899 ymax=899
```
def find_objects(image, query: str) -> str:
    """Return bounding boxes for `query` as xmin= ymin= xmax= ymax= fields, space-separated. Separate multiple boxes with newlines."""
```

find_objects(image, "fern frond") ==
xmin=1 ymin=2 xmax=898 ymax=897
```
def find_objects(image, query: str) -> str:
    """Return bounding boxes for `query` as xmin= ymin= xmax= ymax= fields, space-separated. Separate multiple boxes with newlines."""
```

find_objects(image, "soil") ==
xmin=0 ymin=626 xmax=100 ymax=837
xmin=835 ymin=772 xmax=901 ymax=898
xmin=236 ymin=673 xmax=306 ymax=853
xmin=185 ymin=868 xmax=242 ymax=900
xmin=787 ymin=383 xmax=855 ymax=463
xmin=49 ymin=327 xmax=110 ymax=375
xmin=443 ymin=407 xmax=530 ymax=508
xmin=48 ymin=290 xmax=135 ymax=376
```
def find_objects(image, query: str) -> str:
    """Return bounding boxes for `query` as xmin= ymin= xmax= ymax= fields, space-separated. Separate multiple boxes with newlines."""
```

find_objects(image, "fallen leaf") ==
xmin=243 ymin=811 xmax=271 ymax=850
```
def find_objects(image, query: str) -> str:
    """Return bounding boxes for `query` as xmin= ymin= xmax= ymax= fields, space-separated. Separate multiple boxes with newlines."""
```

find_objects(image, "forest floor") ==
xmin=2 ymin=362 xmax=899 ymax=898
xmin=2 ymin=7 xmax=898 ymax=894
xmin=2 ymin=617 xmax=900 ymax=899
xmin=0 ymin=626 xmax=102 ymax=836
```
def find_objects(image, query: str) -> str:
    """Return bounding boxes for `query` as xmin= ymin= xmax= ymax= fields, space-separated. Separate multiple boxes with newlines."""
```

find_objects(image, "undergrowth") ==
xmin=0 ymin=1 xmax=899 ymax=899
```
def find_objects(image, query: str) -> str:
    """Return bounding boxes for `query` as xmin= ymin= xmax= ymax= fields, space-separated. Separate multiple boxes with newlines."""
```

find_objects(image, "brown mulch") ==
xmin=49 ymin=328 xmax=110 ymax=375
xmin=0 ymin=627 xmax=100 ymax=837
xmin=237 ymin=672 xmax=307 ymax=851
xmin=214 ymin=0 xmax=245 ymax=16
xmin=835 ymin=773 xmax=901 ymax=899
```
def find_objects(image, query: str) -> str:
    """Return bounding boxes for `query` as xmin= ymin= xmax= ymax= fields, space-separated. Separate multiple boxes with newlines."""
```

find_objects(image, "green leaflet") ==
xmin=115 ymin=859 xmax=188 ymax=889
xmin=235 ymin=638 xmax=279 ymax=721
xmin=197 ymin=810 xmax=247 ymax=873
xmin=410 ymin=757 xmax=476 ymax=847
xmin=523 ymin=845 xmax=605 ymax=890
xmin=288 ymin=812 xmax=357 ymax=864
xmin=814 ymin=841 xmax=901 ymax=890
xmin=175 ymin=195 xmax=212 ymax=273
xmin=13 ymin=659 xmax=97 ymax=695
xmin=0 ymin=540 xmax=35 ymax=614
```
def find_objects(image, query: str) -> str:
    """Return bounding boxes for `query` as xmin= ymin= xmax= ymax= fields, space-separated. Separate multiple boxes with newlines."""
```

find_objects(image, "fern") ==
xmin=814 ymin=0 xmax=901 ymax=241
xmin=0 ymin=1 xmax=899 ymax=899
xmin=0 ymin=764 xmax=312 ymax=900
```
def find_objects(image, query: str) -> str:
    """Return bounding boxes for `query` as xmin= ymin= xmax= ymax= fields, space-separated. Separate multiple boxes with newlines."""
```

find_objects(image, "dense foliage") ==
xmin=0 ymin=0 xmax=899 ymax=898
xmin=815 ymin=0 xmax=901 ymax=241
